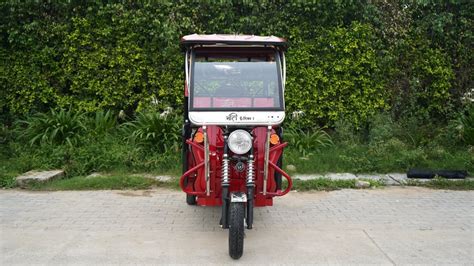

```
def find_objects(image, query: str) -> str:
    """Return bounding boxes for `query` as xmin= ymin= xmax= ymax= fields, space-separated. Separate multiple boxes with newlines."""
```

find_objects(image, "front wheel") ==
xmin=228 ymin=202 xmax=245 ymax=259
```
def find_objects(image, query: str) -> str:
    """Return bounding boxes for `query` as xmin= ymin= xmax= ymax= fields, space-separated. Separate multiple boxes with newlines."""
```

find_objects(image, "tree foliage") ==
xmin=1 ymin=1 xmax=472 ymax=126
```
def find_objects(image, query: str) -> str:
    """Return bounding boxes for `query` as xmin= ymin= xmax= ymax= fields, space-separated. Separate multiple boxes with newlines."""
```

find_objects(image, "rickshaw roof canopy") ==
xmin=181 ymin=34 xmax=287 ymax=49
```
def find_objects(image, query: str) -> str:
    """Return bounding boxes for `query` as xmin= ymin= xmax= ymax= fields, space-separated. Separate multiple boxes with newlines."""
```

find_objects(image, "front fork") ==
xmin=221 ymin=136 xmax=255 ymax=230
xmin=221 ymin=136 xmax=230 ymax=229
xmin=246 ymin=151 xmax=255 ymax=229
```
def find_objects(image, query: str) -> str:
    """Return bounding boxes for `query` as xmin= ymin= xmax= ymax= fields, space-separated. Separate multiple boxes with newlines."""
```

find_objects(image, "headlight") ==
xmin=228 ymin=130 xmax=252 ymax=155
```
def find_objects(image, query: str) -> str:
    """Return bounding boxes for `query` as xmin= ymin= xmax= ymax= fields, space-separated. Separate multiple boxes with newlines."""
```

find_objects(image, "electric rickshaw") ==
xmin=179 ymin=34 xmax=292 ymax=259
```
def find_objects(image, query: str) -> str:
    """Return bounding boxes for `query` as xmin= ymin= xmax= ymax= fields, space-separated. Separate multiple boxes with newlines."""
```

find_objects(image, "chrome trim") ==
xmin=222 ymin=137 xmax=230 ymax=186
xmin=228 ymin=129 xmax=252 ymax=155
xmin=203 ymin=126 xmax=210 ymax=196
xmin=263 ymin=126 xmax=271 ymax=195
xmin=230 ymin=192 xmax=247 ymax=203
xmin=185 ymin=49 xmax=189 ymax=90
xmin=282 ymin=52 xmax=286 ymax=91
xmin=187 ymin=48 xmax=193 ymax=109
xmin=247 ymin=154 xmax=255 ymax=186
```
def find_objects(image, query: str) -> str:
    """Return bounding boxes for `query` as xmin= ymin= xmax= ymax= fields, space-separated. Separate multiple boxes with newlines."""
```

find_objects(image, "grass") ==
xmin=0 ymin=156 xmax=23 ymax=188
xmin=27 ymin=174 xmax=384 ymax=191
xmin=29 ymin=174 xmax=180 ymax=191
xmin=406 ymin=177 xmax=474 ymax=190
xmin=290 ymin=178 xmax=384 ymax=191
xmin=5 ymin=170 xmax=474 ymax=191
xmin=285 ymin=144 xmax=473 ymax=174
xmin=0 ymin=170 xmax=17 ymax=189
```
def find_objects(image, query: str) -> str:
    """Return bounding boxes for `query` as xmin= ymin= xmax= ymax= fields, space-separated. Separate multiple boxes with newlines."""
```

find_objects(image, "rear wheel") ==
xmin=186 ymin=194 xmax=196 ymax=205
xmin=182 ymin=121 xmax=195 ymax=205
xmin=228 ymin=202 xmax=245 ymax=259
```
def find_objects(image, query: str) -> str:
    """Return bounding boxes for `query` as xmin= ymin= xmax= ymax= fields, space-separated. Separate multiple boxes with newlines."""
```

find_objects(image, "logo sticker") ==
xmin=226 ymin=113 xmax=237 ymax=121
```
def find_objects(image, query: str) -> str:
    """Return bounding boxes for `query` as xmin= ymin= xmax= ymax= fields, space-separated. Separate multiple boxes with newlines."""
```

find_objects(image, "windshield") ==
xmin=190 ymin=52 xmax=283 ymax=110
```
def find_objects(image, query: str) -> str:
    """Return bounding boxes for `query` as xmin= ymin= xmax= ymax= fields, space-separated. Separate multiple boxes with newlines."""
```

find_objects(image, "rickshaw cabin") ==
xmin=181 ymin=34 xmax=288 ymax=126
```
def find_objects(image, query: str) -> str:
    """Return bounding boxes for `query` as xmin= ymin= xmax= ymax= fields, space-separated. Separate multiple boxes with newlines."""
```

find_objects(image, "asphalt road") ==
xmin=1 ymin=187 xmax=473 ymax=264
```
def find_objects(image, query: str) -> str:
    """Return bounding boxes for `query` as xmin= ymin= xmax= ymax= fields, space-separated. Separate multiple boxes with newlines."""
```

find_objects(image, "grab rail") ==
xmin=266 ymin=161 xmax=292 ymax=196
xmin=179 ymin=161 xmax=206 ymax=196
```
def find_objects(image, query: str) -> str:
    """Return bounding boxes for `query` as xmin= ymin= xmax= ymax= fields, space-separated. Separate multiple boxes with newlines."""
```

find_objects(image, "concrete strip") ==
xmin=133 ymin=174 xmax=173 ymax=182
xmin=294 ymin=173 xmax=466 ymax=186
xmin=15 ymin=170 xmax=64 ymax=188
xmin=325 ymin=173 xmax=357 ymax=180
xmin=146 ymin=175 xmax=173 ymax=182
xmin=293 ymin=174 xmax=325 ymax=180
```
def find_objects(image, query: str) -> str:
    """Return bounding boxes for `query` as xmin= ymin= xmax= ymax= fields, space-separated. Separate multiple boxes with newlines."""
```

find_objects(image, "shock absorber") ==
xmin=246 ymin=149 xmax=255 ymax=229
xmin=221 ymin=135 xmax=230 ymax=229
xmin=246 ymin=154 xmax=255 ymax=186
xmin=222 ymin=153 xmax=230 ymax=187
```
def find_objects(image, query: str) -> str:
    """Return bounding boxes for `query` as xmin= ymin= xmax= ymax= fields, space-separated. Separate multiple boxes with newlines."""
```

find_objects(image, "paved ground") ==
xmin=1 ymin=187 xmax=473 ymax=265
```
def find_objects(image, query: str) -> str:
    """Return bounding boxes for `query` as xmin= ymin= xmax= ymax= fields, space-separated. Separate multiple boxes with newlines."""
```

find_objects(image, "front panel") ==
xmin=189 ymin=111 xmax=285 ymax=126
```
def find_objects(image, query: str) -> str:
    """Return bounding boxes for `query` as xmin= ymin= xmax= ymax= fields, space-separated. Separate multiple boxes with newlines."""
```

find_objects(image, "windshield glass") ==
xmin=190 ymin=53 xmax=282 ymax=110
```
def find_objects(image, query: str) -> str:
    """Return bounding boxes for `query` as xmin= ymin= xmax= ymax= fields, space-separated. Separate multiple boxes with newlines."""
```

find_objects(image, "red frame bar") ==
xmin=180 ymin=161 xmax=206 ymax=196
xmin=266 ymin=161 xmax=292 ymax=196
xmin=179 ymin=134 xmax=293 ymax=201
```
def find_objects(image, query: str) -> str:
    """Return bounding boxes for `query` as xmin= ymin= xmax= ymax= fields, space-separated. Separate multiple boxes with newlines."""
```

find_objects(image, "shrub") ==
xmin=0 ymin=124 xmax=8 ymax=144
xmin=368 ymin=113 xmax=395 ymax=143
xmin=0 ymin=174 xmax=16 ymax=188
xmin=460 ymin=105 xmax=474 ymax=145
xmin=87 ymin=110 xmax=117 ymax=137
xmin=15 ymin=108 xmax=86 ymax=147
xmin=285 ymin=127 xmax=333 ymax=157
xmin=121 ymin=111 xmax=181 ymax=153
xmin=286 ymin=22 xmax=388 ymax=127
xmin=62 ymin=135 xmax=135 ymax=176
xmin=1 ymin=1 xmax=472 ymax=128
xmin=388 ymin=36 xmax=455 ymax=122
xmin=0 ymin=124 xmax=11 ymax=155
xmin=333 ymin=118 xmax=360 ymax=144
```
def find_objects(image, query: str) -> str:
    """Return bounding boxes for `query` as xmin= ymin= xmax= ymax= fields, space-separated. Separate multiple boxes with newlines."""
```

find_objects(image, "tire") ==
xmin=182 ymin=123 xmax=195 ymax=206
xmin=228 ymin=202 xmax=245 ymax=259
xmin=274 ymin=155 xmax=283 ymax=190
xmin=186 ymin=194 xmax=197 ymax=205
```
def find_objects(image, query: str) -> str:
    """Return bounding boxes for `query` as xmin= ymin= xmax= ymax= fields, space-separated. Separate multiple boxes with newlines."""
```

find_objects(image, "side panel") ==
xmin=252 ymin=127 xmax=277 ymax=206
xmin=191 ymin=126 xmax=224 ymax=206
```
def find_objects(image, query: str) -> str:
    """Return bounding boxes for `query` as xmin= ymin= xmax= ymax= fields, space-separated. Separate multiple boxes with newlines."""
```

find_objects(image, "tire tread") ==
xmin=229 ymin=202 xmax=244 ymax=259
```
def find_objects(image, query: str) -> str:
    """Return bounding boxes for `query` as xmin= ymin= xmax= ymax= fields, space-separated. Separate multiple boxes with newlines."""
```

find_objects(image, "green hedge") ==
xmin=1 ymin=1 xmax=472 ymax=126
xmin=287 ymin=22 xmax=387 ymax=126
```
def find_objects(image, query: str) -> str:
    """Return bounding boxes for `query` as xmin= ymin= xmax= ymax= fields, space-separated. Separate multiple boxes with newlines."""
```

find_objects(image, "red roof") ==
xmin=181 ymin=34 xmax=287 ymax=48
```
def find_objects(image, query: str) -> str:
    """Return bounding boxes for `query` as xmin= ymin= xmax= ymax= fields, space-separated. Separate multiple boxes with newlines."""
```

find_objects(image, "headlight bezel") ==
xmin=228 ymin=129 xmax=252 ymax=155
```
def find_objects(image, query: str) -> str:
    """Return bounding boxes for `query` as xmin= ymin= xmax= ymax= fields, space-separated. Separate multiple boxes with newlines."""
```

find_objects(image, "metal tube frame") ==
xmin=263 ymin=125 xmax=271 ymax=195
xmin=203 ymin=126 xmax=210 ymax=196
xmin=221 ymin=135 xmax=230 ymax=228
xmin=185 ymin=49 xmax=189 ymax=89
xmin=281 ymin=51 xmax=286 ymax=90
xmin=246 ymin=147 xmax=255 ymax=229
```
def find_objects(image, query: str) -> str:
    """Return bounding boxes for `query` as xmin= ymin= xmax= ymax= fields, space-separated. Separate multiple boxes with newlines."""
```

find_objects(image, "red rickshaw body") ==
xmin=179 ymin=34 xmax=292 ymax=259
xmin=182 ymin=125 xmax=288 ymax=206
